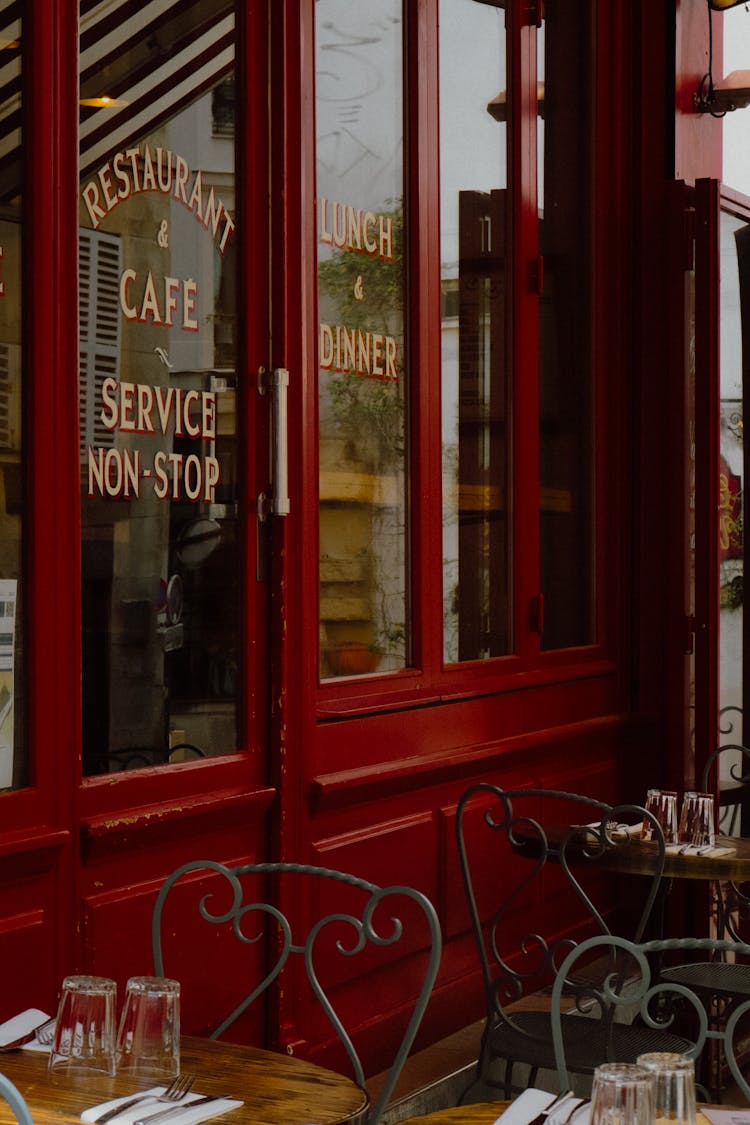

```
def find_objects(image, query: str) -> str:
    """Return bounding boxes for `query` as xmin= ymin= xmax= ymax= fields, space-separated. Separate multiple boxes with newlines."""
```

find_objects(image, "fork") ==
xmin=555 ymin=1098 xmax=591 ymax=1125
xmin=34 ymin=1018 xmax=56 ymax=1046
xmin=527 ymin=1090 xmax=575 ymax=1125
xmin=0 ymin=1016 xmax=56 ymax=1053
xmin=93 ymin=1074 xmax=196 ymax=1124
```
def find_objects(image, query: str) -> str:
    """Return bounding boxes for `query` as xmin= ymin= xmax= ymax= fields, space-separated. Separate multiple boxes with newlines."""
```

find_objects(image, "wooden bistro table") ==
xmin=598 ymin=833 xmax=750 ymax=882
xmin=0 ymin=1035 xmax=368 ymax=1125
xmin=397 ymin=1104 xmax=725 ymax=1125
xmin=511 ymin=823 xmax=750 ymax=884
xmin=398 ymin=1103 xmax=508 ymax=1124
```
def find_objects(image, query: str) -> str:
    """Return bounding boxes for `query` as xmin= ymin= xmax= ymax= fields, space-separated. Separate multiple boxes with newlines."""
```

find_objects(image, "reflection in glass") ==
xmin=78 ymin=2 xmax=239 ymax=773
xmin=719 ymin=209 xmax=746 ymax=805
xmin=538 ymin=2 xmax=593 ymax=649
xmin=316 ymin=1 xmax=408 ymax=678
xmin=440 ymin=0 xmax=509 ymax=662
xmin=0 ymin=11 xmax=23 ymax=789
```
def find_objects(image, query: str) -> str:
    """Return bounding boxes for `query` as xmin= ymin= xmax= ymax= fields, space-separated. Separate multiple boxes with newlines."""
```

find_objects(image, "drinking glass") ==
xmin=590 ymin=1063 xmax=655 ymax=1125
xmin=678 ymin=791 xmax=716 ymax=848
xmin=641 ymin=789 xmax=679 ymax=843
xmin=116 ymin=976 xmax=180 ymax=1079
xmin=636 ymin=1052 xmax=696 ymax=1125
xmin=48 ymin=975 xmax=117 ymax=1075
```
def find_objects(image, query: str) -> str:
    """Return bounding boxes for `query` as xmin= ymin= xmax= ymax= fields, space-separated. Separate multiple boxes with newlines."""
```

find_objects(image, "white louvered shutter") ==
xmin=0 ymin=342 xmax=20 ymax=451
xmin=79 ymin=228 xmax=121 ymax=460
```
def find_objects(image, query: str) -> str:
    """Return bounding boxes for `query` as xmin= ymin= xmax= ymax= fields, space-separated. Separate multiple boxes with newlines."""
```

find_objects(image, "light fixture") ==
xmin=487 ymin=83 xmax=545 ymax=122
xmin=79 ymin=96 xmax=129 ymax=108
xmin=695 ymin=0 xmax=750 ymax=114
xmin=704 ymin=69 xmax=750 ymax=112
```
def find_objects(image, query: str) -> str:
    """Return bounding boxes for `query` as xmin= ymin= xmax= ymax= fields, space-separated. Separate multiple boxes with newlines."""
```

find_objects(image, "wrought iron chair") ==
xmin=656 ymin=740 xmax=750 ymax=1097
xmin=151 ymin=859 xmax=442 ymax=1125
xmin=0 ymin=1073 xmax=32 ymax=1125
xmin=455 ymin=783 xmax=682 ymax=1100
xmin=550 ymin=934 xmax=750 ymax=1101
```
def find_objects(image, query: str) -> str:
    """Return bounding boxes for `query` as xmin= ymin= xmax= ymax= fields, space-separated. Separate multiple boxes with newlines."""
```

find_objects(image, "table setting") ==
xmin=0 ymin=973 xmax=368 ymax=1125
xmin=0 ymin=977 xmax=247 ymax=1125
xmin=399 ymin=1050 xmax=750 ymax=1125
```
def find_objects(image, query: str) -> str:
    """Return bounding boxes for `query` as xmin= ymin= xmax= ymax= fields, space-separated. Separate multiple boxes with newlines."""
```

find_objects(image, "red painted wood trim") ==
xmin=693 ymin=176 xmax=720 ymax=780
xmin=80 ymin=784 xmax=276 ymax=847
xmin=316 ymin=657 xmax=617 ymax=718
xmin=310 ymin=713 xmax=631 ymax=811
xmin=0 ymin=828 xmax=69 ymax=860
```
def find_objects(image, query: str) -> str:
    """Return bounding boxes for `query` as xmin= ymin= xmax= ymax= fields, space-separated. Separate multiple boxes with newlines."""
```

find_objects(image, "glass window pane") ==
xmin=316 ymin=1 xmax=408 ymax=679
xmin=0 ymin=14 xmax=23 ymax=790
xmin=718 ymin=208 xmax=745 ymax=816
xmin=79 ymin=2 xmax=239 ymax=773
xmin=440 ymin=0 xmax=509 ymax=663
xmin=538 ymin=2 xmax=593 ymax=650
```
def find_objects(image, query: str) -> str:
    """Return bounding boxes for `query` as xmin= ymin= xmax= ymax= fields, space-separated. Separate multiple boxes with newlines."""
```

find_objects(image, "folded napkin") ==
xmin=0 ymin=1008 xmax=51 ymax=1048
xmin=81 ymin=1089 xmax=243 ymax=1125
xmin=492 ymin=1088 xmax=558 ymax=1125
xmin=665 ymin=844 xmax=736 ymax=858
xmin=583 ymin=821 xmax=643 ymax=840
xmin=702 ymin=1108 xmax=750 ymax=1125
xmin=493 ymin=1089 xmax=592 ymax=1125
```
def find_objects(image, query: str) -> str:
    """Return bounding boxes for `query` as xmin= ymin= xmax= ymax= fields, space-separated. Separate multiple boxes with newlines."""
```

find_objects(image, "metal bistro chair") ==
xmin=551 ymin=934 xmax=750 ymax=1102
xmin=456 ymin=783 xmax=686 ymax=1100
xmin=657 ymin=741 xmax=750 ymax=1098
xmin=0 ymin=1073 xmax=32 ymax=1125
xmin=152 ymin=860 xmax=442 ymax=1125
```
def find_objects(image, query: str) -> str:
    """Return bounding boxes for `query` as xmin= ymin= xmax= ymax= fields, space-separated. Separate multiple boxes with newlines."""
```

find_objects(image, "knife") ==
xmin=134 ymin=1095 xmax=232 ymax=1125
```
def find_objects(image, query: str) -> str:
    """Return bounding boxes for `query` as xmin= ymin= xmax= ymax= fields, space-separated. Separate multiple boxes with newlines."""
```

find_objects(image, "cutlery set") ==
xmin=94 ymin=1075 xmax=196 ymax=1124
xmin=90 ymin=1074 xmax=235 ymax=1125
xmin=527 ymin=1091 xmax=591 ymax=1125
xmin=88 ymin=1071 xmax=235 ymax=1125
xmin=0 ymin=1015 xmax=56 ymax=1052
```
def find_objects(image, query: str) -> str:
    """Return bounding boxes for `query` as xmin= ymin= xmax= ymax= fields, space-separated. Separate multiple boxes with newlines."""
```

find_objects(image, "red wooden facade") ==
xmin=0 ymin=0 xmax=729 ymax=1081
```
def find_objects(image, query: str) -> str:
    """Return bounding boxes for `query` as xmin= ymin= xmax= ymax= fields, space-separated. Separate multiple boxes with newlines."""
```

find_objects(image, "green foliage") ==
xmin=318 ymin=199 xmax=405 ymax=467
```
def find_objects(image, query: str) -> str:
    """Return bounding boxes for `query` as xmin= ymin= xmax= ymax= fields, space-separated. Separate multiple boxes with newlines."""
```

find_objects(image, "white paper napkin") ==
xmin=81 ymin=1090 xmax=243 ymax=1125
xmin=491 ymin=1089 xmax=560 ymax=1125
xmin=583 ymin=822 xmax=643 ymax=840
xmin=0 ymin=1008 xmax=51 ymax=1048
xmin=665 ymin=844 xmax=736 ymax=857
xmin=493 ymin=1091 xmax=590 ymax=1125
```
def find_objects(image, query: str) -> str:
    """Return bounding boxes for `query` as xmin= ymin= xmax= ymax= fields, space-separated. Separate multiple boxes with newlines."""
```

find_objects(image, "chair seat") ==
xmin=488 ymin=1010 xmax=693 ymax=1074
xmin=660 ymin=960 xmax=750 ymax=996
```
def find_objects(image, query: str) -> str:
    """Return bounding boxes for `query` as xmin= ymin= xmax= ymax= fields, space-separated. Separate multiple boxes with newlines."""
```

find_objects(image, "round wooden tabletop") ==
xmin=398 ymin=1103 xmax=507 ymax=1124
xmin=600 ymin=834 xmax=750 ymax=882
xmin=0 ymin=1035 xmax=368 ymax=1125
xmin=397 ymin=1102 xmax=723 ymax=1125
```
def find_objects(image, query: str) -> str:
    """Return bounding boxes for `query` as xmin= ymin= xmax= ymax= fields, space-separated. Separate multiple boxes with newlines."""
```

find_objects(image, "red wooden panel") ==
xmin=0 ymin=908 xmax=54 ymax=1022
xmin=83 ymin=865 xmax=265 ymax=1045
xmin=312 ymin=813 xmax=438 ymax=976
xmin=440 ymin=786 xmax=540 ymax=942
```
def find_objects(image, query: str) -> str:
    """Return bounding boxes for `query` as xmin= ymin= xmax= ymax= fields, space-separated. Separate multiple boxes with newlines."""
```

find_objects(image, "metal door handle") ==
xmin=257 ymin=366 xmax=290 ymax=518
xmin=270 ymin=367 xmax=290 ymax=516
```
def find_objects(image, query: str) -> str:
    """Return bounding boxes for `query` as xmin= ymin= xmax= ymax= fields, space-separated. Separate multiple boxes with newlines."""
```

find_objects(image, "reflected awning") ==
xmin=79 ymin=0 xmax=234 ymax=179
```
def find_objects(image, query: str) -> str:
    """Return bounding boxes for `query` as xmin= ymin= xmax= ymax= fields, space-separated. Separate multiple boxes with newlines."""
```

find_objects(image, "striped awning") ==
xmin=80 ymin=0 xmax=234 ymax=179
xmin=0 ymin=0 xmax=21 ymax=206
xmin=0 ymin=0 xmax=235 ymax=203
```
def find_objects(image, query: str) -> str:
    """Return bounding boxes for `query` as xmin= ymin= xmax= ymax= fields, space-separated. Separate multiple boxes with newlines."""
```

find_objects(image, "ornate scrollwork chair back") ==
xmin=656 ymin=739 xmax=750 ymax=1098
xmin=455 ymin=783 xmax=672 ymax=1100
xmin=700 ymin=740 xmax=750 ymax=942
xmin=551 ymin=934 xmax=750 ymax=1102
xmin=151 ymin=860 xmax=442 ymax=1125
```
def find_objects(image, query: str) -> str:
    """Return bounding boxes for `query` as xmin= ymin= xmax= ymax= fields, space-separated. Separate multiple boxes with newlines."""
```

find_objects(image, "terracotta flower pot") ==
xmin=325 ymin=641 xmax=383 ymax=676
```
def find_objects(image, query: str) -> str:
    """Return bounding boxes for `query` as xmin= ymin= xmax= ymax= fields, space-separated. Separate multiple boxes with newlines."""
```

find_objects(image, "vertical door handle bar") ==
xmin=257 ymin=366 xmax=290 ymax=519
xmin=270 ymin=367 xmax=290 ymax=516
